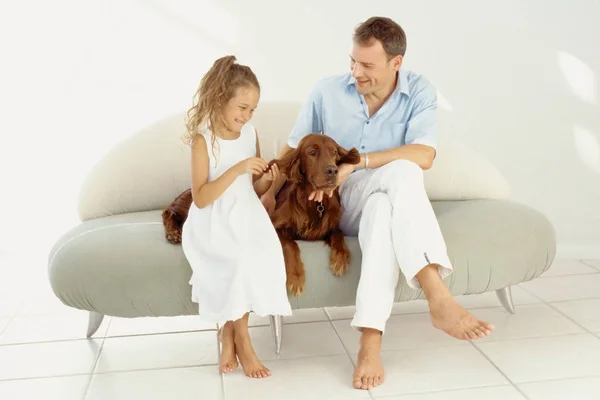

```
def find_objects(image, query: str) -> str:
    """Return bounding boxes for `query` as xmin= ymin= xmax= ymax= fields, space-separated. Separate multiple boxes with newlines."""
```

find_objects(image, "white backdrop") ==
xmin=0 ymin=0 xmax=599 ymax=257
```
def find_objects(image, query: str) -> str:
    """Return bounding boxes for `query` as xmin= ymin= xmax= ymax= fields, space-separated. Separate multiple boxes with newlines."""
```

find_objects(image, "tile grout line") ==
xmin=518 ymin=281 xmax=600 ymax=337
xmin=516 ymin=372 xmax=600 ymax=386
xmin=0 ymin=314 xmax=16 ymax=339
xmin=216 ymin=325 xmax=227 ymax=400
xmin=580 ymin=260 xmax=600 ymax=271
xmin=539 ymin=271 xmax=600 ymax=279
xmin=82 ymin=317 xmax=112 ymax=400
xmin=544 ymin=302 xmax=599 ymax=337
xmin=469 ymin=341 xmax=532 ymax=400
xmin=0 ymin=327 xmax=221 ymax=348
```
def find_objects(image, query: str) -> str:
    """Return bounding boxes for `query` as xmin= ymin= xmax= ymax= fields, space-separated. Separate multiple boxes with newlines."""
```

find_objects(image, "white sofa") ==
xmin=47 ymin=102 xmax=556 ymax=352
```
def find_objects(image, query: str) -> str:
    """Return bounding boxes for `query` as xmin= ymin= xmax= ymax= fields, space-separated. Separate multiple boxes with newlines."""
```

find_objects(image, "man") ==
xmin=262 ymin=16 xmax=494 ymax=390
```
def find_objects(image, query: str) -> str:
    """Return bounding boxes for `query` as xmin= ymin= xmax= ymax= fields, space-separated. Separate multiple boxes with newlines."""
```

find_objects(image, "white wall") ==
xmin=1 ymin=0 xmax=599 ymax=257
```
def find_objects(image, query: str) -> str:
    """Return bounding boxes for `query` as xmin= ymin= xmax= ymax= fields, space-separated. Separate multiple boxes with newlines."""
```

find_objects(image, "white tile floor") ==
xmin=1 ymin=255 xmax=600 ymax=399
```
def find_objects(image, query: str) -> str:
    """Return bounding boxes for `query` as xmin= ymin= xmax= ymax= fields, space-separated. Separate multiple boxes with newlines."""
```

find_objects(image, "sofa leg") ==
xmin=495 ymin=287 xmax=515 ymax=314
xmin=269 ymin=315 xmax=283 ymax=354
xmin=87 ymin=311 xmax=105 ymax=338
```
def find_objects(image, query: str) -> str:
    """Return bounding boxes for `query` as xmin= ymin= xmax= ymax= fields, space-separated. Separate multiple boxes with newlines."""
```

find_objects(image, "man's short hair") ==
xmin=353 ymin=16 xmax=407 ymax=59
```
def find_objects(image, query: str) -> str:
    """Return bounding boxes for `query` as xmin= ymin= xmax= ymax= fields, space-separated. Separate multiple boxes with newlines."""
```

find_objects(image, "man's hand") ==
xmin=309 ymin=163 xmax=356 ymax=202
xmin=260 ymin=192 xmax=276 ymax=216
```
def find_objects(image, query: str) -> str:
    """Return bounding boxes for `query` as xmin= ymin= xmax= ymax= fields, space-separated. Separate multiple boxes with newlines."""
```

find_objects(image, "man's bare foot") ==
xmin=417 ymin=264 xmax=494 ymax=340
xmin=218 ymin=322 xmax=238 ymax=374
xmin=353 ymin=328 xmax=385 ymax=390
xmin=232 ymin=316 xmax=271 ymax=379
xmin=429 ymin=296 xmax=494 ymax=340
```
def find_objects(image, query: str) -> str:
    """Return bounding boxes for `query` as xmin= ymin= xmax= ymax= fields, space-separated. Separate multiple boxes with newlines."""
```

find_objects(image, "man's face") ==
xmin=350 ymin=39 xmax=402 ymax=96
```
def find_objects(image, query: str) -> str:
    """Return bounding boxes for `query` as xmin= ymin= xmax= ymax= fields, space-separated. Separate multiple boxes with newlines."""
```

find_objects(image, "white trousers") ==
xmin=339 ymin=160 xmax=453 ymax=333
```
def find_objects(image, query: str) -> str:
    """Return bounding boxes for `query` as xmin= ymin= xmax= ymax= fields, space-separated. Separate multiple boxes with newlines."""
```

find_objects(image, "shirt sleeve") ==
xmin=404 ymin=79 xmax=438 ymax=150
xmin=288 ymin=82 xmax=324 ymax=149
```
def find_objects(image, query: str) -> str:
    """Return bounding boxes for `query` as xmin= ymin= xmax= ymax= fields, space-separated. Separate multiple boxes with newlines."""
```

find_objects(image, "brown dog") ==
xmin=162 ymin=133 xmax=361 ymax=296
xmin=267 ymin=134 xmax=360 ymax=294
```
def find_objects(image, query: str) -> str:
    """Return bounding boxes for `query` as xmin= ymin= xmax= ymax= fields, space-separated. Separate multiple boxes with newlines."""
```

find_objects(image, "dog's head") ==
xmin=271 ymin=134 xmax=361 ymax=190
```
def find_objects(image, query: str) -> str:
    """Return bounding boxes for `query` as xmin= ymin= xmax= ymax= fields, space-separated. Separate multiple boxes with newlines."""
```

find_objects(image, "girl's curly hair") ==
xmin=183 ymin=55 xmax=260 ymax=160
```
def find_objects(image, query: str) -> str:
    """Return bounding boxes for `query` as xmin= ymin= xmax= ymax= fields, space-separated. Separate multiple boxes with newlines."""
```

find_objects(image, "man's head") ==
xmin=350 ymin=17 xmax=406 ymax=96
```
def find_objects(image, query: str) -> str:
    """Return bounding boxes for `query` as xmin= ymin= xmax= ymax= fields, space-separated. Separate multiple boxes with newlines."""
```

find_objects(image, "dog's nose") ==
xmin=325 ymin=165 xmax=338 ymax=177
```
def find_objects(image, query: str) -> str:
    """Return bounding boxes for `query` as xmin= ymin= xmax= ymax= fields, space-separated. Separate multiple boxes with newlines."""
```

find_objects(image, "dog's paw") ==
xmin=330 ymin=250 xmax=350 ymax=277
xmin=165 ymin=229 xmax=182 ymax=244
xmin=286 ymin=272 xmax=305 ymax=296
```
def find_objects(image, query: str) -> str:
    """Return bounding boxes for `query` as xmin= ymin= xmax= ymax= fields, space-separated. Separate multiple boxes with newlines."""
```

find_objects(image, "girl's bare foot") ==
xmin=218 ymin=321 xmax=238 ymax=373
xmin=233 ymin=314 xmax=271 ymax=378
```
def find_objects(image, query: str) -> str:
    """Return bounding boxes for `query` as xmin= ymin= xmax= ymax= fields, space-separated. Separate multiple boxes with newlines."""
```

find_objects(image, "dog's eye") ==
xmin=309 ymin=149 xmax=317 ymax=156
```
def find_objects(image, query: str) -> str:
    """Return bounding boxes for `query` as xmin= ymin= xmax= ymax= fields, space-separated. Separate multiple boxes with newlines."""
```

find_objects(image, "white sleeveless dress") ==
xmin=181 ymin=123 xmax=292 ymax=324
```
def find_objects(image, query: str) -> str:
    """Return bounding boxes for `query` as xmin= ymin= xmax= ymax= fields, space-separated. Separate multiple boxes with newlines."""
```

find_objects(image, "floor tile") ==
xmin=95 ymin=331 xmax=218 ymax=373
xmin=540 ymin=259 xmax=598 ymax=277
xmin=469 ymin=303 xmax=585 ymax=342
xmin=551 ymin=299 xmax=600 ymax=332
xmin=0 ymin=302 xmax=20 ymax=318
xmin=106 ymin=315 xmax=216 ymax=337
xmin=16 ymin=292 xmax=86 ymax=317
xmin=582 ymin=259 xmax=600 ymax=271
xmin=0 ymin=339 xmax=101 ymax=380
xmin=87 ymin=366 xmax=222 ymax=400
xmin=520 ymin=274 xmax=600 ymax=302
xmin=250 ymin=307 xmax=329 ymax=326
xmin=519 ymin=375 xmax=600 ymax=400
xmin=0 ymin=313 xmax=109 ymax=345
xmin=223 ymin=354 xmax=370 ymax=400
xmin=333 ymin=314 xmax=463 ymax=354
xmin=376 ymin=385 xmax=525 ymax=399
xmin=250 ymin=321 xmax=347 ymax=361
xmin=0 ymin=374 xmax=90 ymax=400
xmin=476 ymin=333 xmax=600 ymax=383
xmin=0 ymin=318 xmax=10 ymax=334
xmin=366 ymin=345 xmax=508 ymax=397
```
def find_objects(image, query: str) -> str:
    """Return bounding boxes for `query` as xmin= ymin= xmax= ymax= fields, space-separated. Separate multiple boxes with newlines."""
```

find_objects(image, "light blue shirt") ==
xmin=288 ymin=69 xmax=438 ymax=154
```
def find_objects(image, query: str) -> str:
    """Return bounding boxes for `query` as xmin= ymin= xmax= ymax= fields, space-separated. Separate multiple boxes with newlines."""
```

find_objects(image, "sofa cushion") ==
xmin=78 ymin=104 xmax=510 ymax=221
xmin=49 ymin=199 xmax=554 ymax=317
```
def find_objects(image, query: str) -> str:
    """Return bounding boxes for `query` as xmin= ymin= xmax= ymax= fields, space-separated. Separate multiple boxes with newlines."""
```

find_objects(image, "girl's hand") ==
xmin=263 ymin=163 xmax=280 ymax=182
xmin=236 ymin=157 xmax=268 ymax=176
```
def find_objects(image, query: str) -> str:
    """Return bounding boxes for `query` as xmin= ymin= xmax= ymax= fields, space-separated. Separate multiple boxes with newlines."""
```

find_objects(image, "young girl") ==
xmin=180 ymin=55 xmax=292 ymax=378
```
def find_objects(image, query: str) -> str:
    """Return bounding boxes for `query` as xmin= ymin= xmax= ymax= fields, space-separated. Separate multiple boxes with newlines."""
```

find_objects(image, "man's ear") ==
xmin=338 ymin=146 xmax=361 ymax=166
xmin=270 ymin=149 xmax=303 ymax=183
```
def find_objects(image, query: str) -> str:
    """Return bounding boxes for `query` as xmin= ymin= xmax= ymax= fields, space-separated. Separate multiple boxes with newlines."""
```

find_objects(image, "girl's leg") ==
xmin=218 ymin=321 xmax=238 ymax=373
xmin=233 ymin=312 xmax=271 ymax=378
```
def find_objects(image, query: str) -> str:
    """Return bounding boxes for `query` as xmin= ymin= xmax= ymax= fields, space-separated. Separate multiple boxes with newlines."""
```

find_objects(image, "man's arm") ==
xmin=356 ymin=144 xmax=435 ymax=170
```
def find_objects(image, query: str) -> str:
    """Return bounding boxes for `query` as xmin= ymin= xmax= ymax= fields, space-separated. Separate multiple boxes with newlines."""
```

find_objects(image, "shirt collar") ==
xmin=347 ymin=69 xmax=410 ymax=97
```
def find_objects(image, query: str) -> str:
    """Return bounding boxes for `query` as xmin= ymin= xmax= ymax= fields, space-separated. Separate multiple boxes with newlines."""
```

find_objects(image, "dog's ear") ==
xmin=269 ymin=148 xmax=303 ymax=184
xmin=338 ymin=146 xmax=361 ymax=166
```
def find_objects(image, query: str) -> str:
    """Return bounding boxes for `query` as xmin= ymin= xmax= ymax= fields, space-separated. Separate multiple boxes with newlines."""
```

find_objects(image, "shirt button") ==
xmin=361 ymin=146 xmax=365 ymax=149
xmin=366 ymin=121 xmax=370 ymax=124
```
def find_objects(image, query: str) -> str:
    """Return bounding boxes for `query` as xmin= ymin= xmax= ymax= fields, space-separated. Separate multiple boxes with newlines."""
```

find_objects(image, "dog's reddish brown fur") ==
xmin=267 ymin=134 xmax=361 ymax=294
xmin=162 ymin=133 xmax=361 ymax=296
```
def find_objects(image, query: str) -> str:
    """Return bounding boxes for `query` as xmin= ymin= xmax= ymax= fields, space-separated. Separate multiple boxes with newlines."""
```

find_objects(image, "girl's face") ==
xmin=221 ymin=85 xmax=259 ymax=133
